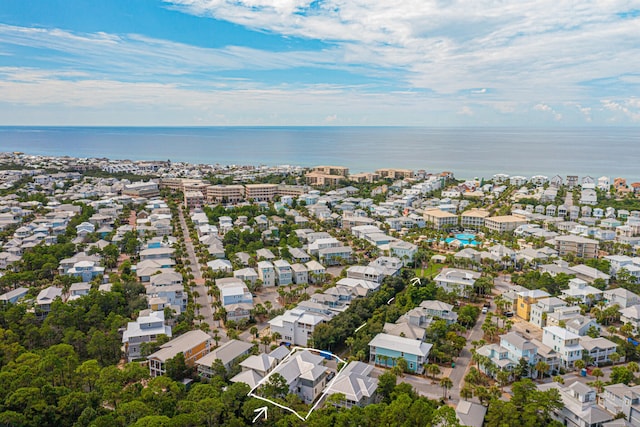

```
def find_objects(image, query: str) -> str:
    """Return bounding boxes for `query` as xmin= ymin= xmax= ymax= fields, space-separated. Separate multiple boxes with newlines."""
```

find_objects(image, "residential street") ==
xmin=368 ymin=311 xmax=487 ymax=404
xmin=176 ymin=204 xmax=222 ymax=340
xmin=448 ymin=311 xmax=487 ymax=402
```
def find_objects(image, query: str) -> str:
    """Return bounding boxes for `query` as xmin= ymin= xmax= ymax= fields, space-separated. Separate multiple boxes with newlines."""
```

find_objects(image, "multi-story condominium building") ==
xmin=310 ymin=165 xmax=349 ymax=176
xmin=182 ymin=181 xmax=209 ymax=194
xmin=244 ymin=183 xmax=278 ymax=201
xmin=554 ymin=235 xmax=599 ymax=259
xmin=460 ymin=208 xmax=490 ymax=229
xmin=206 ymin=184 xmax=245 ymax=204
xmin=147 ymin=330 xmax=213 ymax=377
xmin=529 ymin=297 xmax=568 ymax=328
xmin=423 ymin=208 xmax=458 ymax=230
xmin=516 ymin=289 xmax=551 ymax=321
xmin=542 ymin=326 xmax=583 ymax=369
xmin=122 ymin=310 xmax=172 ymax=362
xmin=484 ymin=215 xmax=527 ymax=233
xmin=159 ymin=177 xmax=184 ymax=191
xmin=183 ymin=190 xmax=205 ymax=210
xmin=273 ymin=259 xmax=293 ymax=286
xmin=375 ymin=168 xmax=413 ymax=179
xmin=257 ymin=261 xmax=275 ymax=286
xmin=305 ymin=166 xmax=349 ymax=186
xmin=433 ymin=268 xmax=481 ymax=296
xmin=539 ymin=381 xmax=612 ymax=427
xmin=369 ymin=333 xmax=432 ymax=374
xmin=122 ymin=181 xmax=160 ymax=198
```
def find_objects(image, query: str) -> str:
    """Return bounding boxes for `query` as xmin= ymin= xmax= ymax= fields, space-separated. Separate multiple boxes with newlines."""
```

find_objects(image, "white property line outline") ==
xmin=247 ymin=346 xmax=348 ymax=422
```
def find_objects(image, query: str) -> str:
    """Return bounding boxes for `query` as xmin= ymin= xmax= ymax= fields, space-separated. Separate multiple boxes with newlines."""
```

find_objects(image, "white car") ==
xmin=481 ymin=307 xmax=488 ymax=314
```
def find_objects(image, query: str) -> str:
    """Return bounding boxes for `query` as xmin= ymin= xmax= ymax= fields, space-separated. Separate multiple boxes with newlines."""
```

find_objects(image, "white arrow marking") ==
xmin=410 ymin=277 xmax=421 ymax=286
xmin=253 ymin=406 xmax=268 ymax=423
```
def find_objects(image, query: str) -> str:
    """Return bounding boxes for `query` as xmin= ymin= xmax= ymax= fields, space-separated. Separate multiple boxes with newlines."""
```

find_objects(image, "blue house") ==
xmin=0 ymin=287 xmax=28 ymax=305
xmin=369 ymin=333 xmax=432 ymax=374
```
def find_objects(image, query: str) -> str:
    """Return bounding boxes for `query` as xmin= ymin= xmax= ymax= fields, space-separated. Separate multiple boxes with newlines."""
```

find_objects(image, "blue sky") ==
xmin=0 ymin=0 xmax=638 ymax=126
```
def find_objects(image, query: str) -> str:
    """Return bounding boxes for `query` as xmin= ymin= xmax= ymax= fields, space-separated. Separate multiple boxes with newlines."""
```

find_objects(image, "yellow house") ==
xmin=516 ymin=289 xmax=551 ymax=321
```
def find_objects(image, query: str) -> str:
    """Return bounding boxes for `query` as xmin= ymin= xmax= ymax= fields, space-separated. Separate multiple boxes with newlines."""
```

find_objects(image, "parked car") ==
xmin=482 ymin=307 xmax=488 ymax=314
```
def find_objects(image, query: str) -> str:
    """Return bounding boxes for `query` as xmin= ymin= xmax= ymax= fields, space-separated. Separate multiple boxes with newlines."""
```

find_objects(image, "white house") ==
xmin=433 ymin=268 xmax=481 ymax=296
xmin=269 ymin=307 xmax=332 ymax=347
xmin=542 ymin=326 xmax=584 ymax=369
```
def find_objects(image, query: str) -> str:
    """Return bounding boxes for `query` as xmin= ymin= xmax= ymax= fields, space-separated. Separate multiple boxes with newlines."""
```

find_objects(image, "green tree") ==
xmin=165 ymin=352 xmax=191 ymax=381
xmin=260 ymin=373 xmax=289 ymax=399
xmin=440 ymin=377 xmax=453 ymax=398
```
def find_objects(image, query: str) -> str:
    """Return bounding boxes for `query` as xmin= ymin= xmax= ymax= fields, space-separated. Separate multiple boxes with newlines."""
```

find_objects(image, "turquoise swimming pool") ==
xmin=444 ymin=233 xmax=479 ymax=246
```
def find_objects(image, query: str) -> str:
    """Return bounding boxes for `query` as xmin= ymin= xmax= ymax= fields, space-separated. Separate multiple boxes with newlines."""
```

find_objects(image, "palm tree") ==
xmin=535 ymin=361 xmax=549 ymax=380
xmin=427 ymin=363 xmax=441 ymax=380
xmin=260 ymin=335 xmax=271 ymax=353
xmin=250 ymin=326 xmax=259 ymax=338
xmin=440 ymin=377 xmax=453 ymax=399
xmin=591 ymin=367 xmax=604 ymax=381
xmin=610 ymin=352 xmax=621 ymax=364
xmin=627 ymin=361 xmax=639 ymax=373
xmin=460 ymin=385 xmax=474 ymax=400
xmin=497 ymin=370 xmax=510 ymax=392
xmin=212 ymin=329 xmax=221 ymax=348
xmin=574 ymin=359 xmax=586 ymax=372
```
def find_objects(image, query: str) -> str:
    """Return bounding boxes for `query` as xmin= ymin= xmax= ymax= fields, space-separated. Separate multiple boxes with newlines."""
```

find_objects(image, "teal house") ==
xmin=369 ymin=333 xmax=432 ymax=374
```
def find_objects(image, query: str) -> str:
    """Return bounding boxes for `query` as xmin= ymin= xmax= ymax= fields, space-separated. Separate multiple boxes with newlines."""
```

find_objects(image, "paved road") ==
xmin=448 ymin=311 xmax=487 ymax=402
xmin=176 ymin=204 xmax=221 ymax=339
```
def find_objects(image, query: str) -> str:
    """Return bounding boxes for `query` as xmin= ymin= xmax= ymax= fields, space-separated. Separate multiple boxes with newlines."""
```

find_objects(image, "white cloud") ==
xmin=166 ymin=0 xmax=640 ymax=97
xmin=601 ymin=98 xmax=640 ymax=122
xmin=0 ymin=24 xmax=343 ymax=77
xmin=457 ymin=106 xmax=474 ymax=116
xmin=324 ymin=113 xmax=338 ymax=123
xmin=534 ymin=103 xmax=562 ymax=121
xmin=2 ymin=0 xmax=640 ymax=125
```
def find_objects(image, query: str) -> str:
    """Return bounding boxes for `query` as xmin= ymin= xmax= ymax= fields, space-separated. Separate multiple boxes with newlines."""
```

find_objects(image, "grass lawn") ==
xmin=414 ymin=263 xmax=444 ymax=279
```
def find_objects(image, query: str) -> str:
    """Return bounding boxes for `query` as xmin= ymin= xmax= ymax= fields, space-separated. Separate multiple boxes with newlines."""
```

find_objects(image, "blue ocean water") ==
xmin=0 ymin=126 xmax=638 ymax=181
